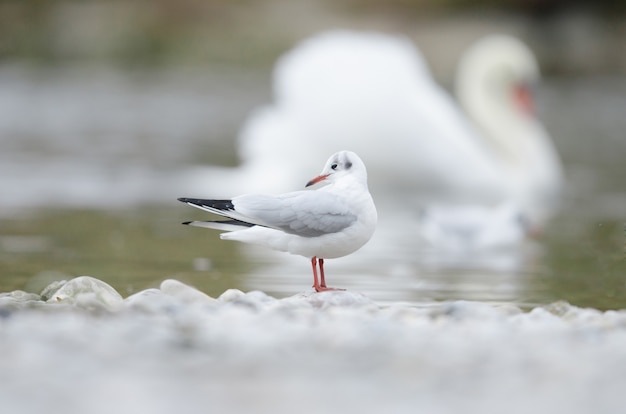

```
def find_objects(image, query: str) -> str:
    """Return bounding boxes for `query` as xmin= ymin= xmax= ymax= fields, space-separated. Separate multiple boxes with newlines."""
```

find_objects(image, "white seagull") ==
xmin=178 ymin=151 xmax=377 ymax=292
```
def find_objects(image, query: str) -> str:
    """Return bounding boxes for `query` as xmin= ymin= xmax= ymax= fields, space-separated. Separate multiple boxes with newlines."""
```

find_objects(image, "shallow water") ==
xmin=1 ymin=207 xmax=623 ymax=310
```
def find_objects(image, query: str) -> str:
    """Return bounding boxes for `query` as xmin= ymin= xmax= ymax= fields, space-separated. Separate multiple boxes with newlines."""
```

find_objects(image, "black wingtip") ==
xmin=178 ymin=198 xmax=236 ymax=210
xmin=181 ymin=221 xmax=192 ymax=225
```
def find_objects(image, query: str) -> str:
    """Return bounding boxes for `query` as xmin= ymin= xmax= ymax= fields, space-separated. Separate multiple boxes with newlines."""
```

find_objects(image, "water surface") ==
xmin=1 ymin=67 xmax=625 ymax=309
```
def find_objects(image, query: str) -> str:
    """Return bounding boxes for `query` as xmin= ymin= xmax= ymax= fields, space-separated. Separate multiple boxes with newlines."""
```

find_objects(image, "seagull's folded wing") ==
xmin=233 ymin=191 xmax=357 ymax=237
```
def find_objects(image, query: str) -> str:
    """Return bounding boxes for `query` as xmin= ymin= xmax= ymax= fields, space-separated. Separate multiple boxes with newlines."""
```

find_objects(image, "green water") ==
xmin=1 ymin=206 xmax=624 ymax=310
xmin=0 ymin=208 xmax=249 ymax=299
xmin=541 ymin=218 xmax=626 ymax=309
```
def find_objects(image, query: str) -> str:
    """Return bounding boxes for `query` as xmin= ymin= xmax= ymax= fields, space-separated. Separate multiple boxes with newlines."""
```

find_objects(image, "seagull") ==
xmin=178 ymin=150 xmax=377 ymax=292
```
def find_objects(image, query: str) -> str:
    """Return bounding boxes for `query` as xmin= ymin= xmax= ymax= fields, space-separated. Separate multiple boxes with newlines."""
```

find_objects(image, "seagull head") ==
xmin=306 ymin=150 xmax=368 ymax=188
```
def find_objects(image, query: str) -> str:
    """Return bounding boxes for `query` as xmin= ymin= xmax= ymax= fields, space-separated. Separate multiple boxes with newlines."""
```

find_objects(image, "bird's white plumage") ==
xmin=182 ymin=151 xmax=377 ymax=260
xmin=232 ymin=192 xmax=357 ymax=237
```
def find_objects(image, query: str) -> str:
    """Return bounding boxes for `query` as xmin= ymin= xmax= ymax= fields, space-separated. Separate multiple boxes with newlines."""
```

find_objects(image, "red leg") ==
xmin=319 ymin=258 xmax=326 ymax=288
xmin=311 ymin=257 xmax=322 ymax=292
xmin=312 ymin=257 xmax=345 ymax=292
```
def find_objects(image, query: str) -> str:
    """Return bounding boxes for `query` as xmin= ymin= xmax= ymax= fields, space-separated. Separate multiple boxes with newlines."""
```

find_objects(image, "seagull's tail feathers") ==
xmin=178 ymin=197 xmax=267 ymax=229
xmin=183 ymin=219 xmax=255 ymax=232
xmin=178 ymin=198 xmax=236 ymax=218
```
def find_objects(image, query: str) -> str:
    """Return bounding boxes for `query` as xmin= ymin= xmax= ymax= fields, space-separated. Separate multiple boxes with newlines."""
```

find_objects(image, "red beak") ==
xmin=306 ymin=174 xmax=329 ymax=187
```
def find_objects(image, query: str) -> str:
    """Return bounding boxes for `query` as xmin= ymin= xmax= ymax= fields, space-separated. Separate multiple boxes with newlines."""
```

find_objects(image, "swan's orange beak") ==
xmin=514 ymin=83 xmax=534 ymax=116
xmin=305 ymin=174 xmax=329 ymax=187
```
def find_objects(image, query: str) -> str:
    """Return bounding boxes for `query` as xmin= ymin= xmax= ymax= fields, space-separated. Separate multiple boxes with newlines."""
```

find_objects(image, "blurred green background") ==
xmin=1 ymin=0 xmax=625 ymax=73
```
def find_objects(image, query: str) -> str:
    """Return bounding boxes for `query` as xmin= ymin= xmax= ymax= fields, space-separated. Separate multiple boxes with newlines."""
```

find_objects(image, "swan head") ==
xmin=456 ymin=34 xmax=540 ymax=121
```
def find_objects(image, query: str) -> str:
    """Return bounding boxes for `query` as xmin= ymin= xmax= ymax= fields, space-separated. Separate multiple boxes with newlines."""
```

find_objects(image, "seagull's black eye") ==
xmin=331 ymin=163 xmax=338 ymax=170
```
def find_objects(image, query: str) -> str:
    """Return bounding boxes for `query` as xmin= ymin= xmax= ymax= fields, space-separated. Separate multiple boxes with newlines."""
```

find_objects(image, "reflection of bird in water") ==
xmin=179 ymin=151 xmax=377 ymax=292
xmin=185 ymin=30 xmax=561 ymax=249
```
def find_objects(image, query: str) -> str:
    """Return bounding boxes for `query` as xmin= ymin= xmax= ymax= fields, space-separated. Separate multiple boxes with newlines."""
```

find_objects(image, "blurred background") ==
xmin=0 ymin=0 xmax=625 ymax=308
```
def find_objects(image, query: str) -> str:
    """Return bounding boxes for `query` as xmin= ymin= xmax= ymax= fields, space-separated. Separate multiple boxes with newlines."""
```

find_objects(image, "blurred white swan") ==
xmin=418 ymin=34 xmax=562 ymax=248
xmin=184 ymin=30 xmax=562 ymax=248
